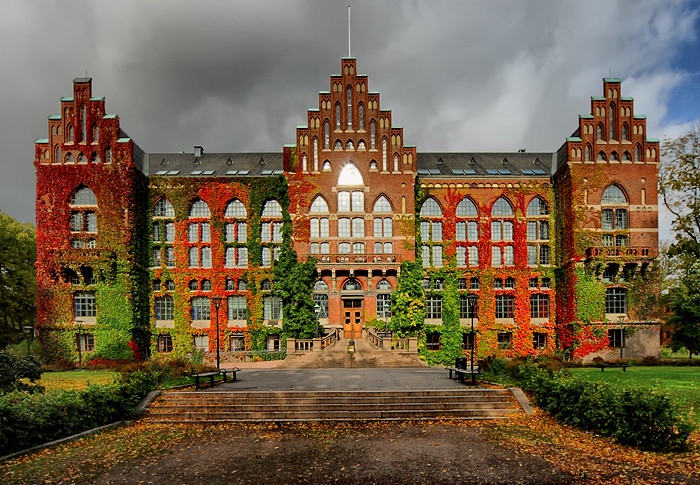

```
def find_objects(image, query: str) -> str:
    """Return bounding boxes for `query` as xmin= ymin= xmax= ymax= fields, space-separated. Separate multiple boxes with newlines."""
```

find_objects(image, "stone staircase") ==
xmin=143 ymin=388 xmax=524 ymax=423
xmin=279 ymin=338 xmax=427 ymax=368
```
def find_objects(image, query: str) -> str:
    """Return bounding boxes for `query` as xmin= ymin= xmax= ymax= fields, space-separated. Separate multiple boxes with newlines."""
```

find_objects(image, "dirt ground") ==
xmin=94 ymin=424 xmax=574 ymax=485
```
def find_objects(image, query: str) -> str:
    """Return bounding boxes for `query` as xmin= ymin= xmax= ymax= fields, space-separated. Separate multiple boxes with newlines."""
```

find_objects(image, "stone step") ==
xmin=143 ymin=388 xmax=523 ymax=423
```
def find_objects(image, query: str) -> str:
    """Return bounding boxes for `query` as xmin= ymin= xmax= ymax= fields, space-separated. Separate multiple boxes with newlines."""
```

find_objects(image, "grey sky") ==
xmin=1 ymin=0 xmax=699 ymax=243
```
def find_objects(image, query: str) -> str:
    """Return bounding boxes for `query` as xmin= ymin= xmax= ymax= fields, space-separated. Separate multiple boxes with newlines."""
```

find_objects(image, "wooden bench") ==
xmin=191 ymin=367 xmax=241 ymax=389
xmin=598 ymin=364 xmax=629 ymax=372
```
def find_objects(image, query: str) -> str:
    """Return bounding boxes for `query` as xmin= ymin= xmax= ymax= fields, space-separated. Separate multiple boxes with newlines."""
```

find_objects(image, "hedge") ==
xmin=0 ymin=366 xmax=164 ymax=456
xmin=516 ymin=363 xmax=695 ymax=451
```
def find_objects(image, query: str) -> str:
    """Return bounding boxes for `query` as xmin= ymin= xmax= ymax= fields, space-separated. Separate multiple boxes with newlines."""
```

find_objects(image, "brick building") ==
xmin=33 ymin=58 xmax=660 ymax=363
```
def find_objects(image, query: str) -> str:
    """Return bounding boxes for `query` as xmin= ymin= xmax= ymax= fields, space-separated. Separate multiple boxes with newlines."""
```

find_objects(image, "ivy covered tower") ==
xmin=34 ymin=78 xmax=150 ymax=361
xmin=286 ymin=58 xmax=417 ymax=338
xmin=553 ymin=78 xmax=660 ymax=358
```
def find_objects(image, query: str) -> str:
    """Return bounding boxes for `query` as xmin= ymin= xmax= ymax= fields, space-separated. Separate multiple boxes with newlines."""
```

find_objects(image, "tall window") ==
xmin=606 ymin=288 xmax=627 ymax=314
xmin=324 ymin=121 xmax=330 ymax=149
xmin=601 ymin=184 xmax=628 ymax=247
xmin=495 ymin=294 xmax=514 ymax=319
xmin=336 ymin=103 xmax=341 ymax=130
xmin=359 ymin=104 xmax=364 ymax=130
xmin=227 ymin=296 xmax=247 ymax=321
xmin=491 ymin=197 xmax=514 ymax=267
xmin=530 ymin=294 xmax=550 ymax=319
xmin=370 ymin=121 xmax=376 ymax=149
xmin=191 ymin=297 xmax=210 ymax=320
xmin=263 ymin=295 xmax=283 ymax=321
xmin=155 ymin=296 xmax=174 ymax=320
xmin=426 ymin=295 xmax=442 ymax=319
xmin=526 ymin=197 xmax=550 ymax=266
xmin=69 ymin=187 xmax=98 ymax=249
xmin=74 ymin=291 xmax=96 ymax=318
xmin=377 ymin=279 xmax=392 ymax=319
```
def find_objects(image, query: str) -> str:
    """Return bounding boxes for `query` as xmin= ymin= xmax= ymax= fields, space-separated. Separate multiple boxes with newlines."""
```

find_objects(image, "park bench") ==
xmin=191 ymin=367 xmax=241 ymax=389
xmin=597 ymin=364 xmax=629 ymax=372
xmin=446 ymin=357 xmax=480 ymax=384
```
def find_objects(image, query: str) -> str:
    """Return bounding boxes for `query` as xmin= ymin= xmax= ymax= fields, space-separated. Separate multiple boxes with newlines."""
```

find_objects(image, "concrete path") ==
xmin=213 ymin=367 xmax=468 ymax=392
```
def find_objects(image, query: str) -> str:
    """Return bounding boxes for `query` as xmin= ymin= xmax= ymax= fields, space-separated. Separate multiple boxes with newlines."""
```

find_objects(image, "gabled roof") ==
xmin=147 ymin=152 xmax=283 ymax=177
xmin=416 ymin=152 xmax=553 ymax=177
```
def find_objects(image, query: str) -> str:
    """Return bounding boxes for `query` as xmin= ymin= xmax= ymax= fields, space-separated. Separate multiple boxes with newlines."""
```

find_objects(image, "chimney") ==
xmin=194 ymin=145 xmax=204 ymax=157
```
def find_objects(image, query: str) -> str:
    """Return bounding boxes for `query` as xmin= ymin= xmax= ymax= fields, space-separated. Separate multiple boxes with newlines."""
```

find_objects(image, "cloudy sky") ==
xmin=1 ymin=0 xmax=699 ymax=241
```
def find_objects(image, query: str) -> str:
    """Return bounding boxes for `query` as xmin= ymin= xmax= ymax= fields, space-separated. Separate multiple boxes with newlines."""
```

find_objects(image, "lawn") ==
xmin=571 ymin=366 xmax=700 ymax=425
xmin=37 ymin=370 xmax=117 ymax=391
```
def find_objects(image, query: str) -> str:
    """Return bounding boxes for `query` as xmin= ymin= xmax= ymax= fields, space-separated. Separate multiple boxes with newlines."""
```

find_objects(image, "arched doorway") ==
xmin=342 ymin=278 xmax=363 ymax=339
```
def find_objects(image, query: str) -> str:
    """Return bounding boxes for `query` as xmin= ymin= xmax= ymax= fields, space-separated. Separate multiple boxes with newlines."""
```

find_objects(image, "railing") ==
xmin=586 ymin=246 xmax=652 ymax=259
xmin=218 ymin=350 xmax=287 ymax=362
xmin=366 ymin=326 xmax=417 ymax=352
xmin=287 ymin=328 xmax=341 ymax=354
xmin=314 ymin=254 xmax=402 ymax=265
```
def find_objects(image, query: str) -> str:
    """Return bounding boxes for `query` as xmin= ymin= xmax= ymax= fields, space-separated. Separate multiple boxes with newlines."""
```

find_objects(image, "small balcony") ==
xmin=585 ymin=246 xmax=652 ymax=259
xmin=313 ymin=253 xmax=402 ymax=266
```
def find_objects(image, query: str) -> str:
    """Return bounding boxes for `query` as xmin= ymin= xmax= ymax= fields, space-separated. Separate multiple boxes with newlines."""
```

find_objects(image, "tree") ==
xmin=661 ymin=123 xmax=700 ymax=356
xmin=0 ymin=351 xmax=43 ymax=393
xmin=0 ymin=211 xmax=37 ymax=348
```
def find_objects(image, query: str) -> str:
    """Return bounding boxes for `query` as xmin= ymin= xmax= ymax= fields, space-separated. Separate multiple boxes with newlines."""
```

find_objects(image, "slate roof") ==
xmin=416 ymin=152 xmax=554 ymax=178
xmin=147 ymin=152 xmax=284 ymax=177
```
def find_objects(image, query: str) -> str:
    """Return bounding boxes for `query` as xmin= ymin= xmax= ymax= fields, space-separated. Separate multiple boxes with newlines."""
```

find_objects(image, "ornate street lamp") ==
xmin=212 ymin=297 xmax=223 ymax=372
xmin=75 ymin=320 xmax=84 ymax=365
xmin=314 ymin=302 xmax=320 ymax=338
xmin=618 ymin=315 xmax=625 ymax=360
xmin=23 ymin=326 xmax=33 ymax=356
xmin=466 ymin=293 xmax=479 ymax=386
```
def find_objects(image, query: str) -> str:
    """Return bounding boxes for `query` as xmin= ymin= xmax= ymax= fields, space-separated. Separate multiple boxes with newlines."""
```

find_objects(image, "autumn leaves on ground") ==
xmin=1 ymin=414 xmax=698 ymax=485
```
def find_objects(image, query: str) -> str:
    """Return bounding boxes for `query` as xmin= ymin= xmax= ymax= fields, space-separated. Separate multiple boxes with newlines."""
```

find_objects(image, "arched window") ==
xmin=68 ymin=124 xmax=74 ymax=142
xmin=456 ymin=198 xmax=478 ymax=216
xmin=359 ymin=103 xmax=364 ymax=130
xmin=585 ymin=145 xmax=591 ymax=161
xmin=622 ymin=151 xmax=632 ymax=161
xmin=377 ymin=279 xmax=392 ymax=290
xmin=322 ymin=160 xmax=332 ymax=170
xmin=597 ymin=151 xmax=607 ymax=161
xmin=336 ymin=103 xmax=341 ymax=129
xmin=77 ymin=153 xmax=86 ymax=164
xmin=90 ymin=152 xmax=100 ymax=163
xmin=153 ymin=198 xmax=175 ymax=217
xmin=601 ymin=185 xmax=627 ymax=204
xmin=324 ymin=121 xmax=329 ymax=149
xmin=373 ymin=196 xmax=392 ymax=213
xmin=610 ymin=151 xmax=619 ymax=161
xmin=420 ymin=198 xmax=443 ymax=217
xmin=369 ymin=160 xmax=378 ymax=170
xmin=393 ymin=154 xmax=399 ymax=172
xmin=189 ymin=199 xmax=211 ymax=218
xmin=310 ymin=196 xmax=329 ymax=213
xmin=225 ymin=199 xmax=247 ymax=218
xmin=314 ymin=280 xmax=328 ymax=291
xmin=105 ymin=147 xmax=112 ymax=164
xmin=66 ymin=153 xmax=75 ymax=164
xmin=526 ymin=197 xmax=549 ymax=216
xmin=262 ymin=200 xmax=282 ymax=217
xmin=370 ymin=121 xmax=376 ymax=149
xmin=491 ymin=197 xmax=514 ymax=216
xmin=337 ymin=162 xmax=364 ymax=185
xmin=260 ymin=279 xmax=272 ymax=291
xmin=71 ymin=187 xmax=97 ymax=206
xmin=80 ymin=106 xmax=86 ymax=142
xmin=92 ymin=124 xmax=98 ymax=142
xmin=343 ymin=279 xmax=362 ymax=291
xmin=635 ymin=145 xmax=641 ymax=162
xmin=597 ymin=123 xmax=603 ymax=140
xmin=622 ymin=123 xmax=629 ymax=140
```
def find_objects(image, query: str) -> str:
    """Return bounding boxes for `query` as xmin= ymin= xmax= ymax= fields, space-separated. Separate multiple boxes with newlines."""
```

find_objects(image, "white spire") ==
xmin=348 ymin=5 xmax=351 ymax=57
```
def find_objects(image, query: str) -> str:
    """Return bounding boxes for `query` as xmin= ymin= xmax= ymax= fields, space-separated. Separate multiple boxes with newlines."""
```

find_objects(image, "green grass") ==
xmin=37 ymin=370 xmax=117 ymax=391
xmin=571 ymin=366 xmax=700 ymax=425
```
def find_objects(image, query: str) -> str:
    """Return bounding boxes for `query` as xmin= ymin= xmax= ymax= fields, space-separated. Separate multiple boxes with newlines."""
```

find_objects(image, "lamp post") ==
xmin=618 ymin=316 xmax=625 ymax=359
xmin=211 ymin=297 xmax=223 ymax=372
xmin=314 ymin=302 xmax=320 ymax=338
xmin=466 ymin=293 xmax=479 ymax=386
xmin=75 ymin=320 xmax=83 ymax=365
xmin=24 ymin=326 xmax=33 ymax=356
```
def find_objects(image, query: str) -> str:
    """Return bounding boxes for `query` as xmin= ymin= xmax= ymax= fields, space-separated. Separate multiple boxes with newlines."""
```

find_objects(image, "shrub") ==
xmin=526 ymin=372 xmax=694 ymax=451
xmin=640 ymin=355 xmax=662 ymax=366
xmin=0 ymin=351 xmax=44 ymax=394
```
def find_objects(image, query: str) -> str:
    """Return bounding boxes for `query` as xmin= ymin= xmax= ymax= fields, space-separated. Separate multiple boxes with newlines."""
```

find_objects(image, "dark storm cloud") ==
xmin=0 ymin=0 xmax=698 ymax=236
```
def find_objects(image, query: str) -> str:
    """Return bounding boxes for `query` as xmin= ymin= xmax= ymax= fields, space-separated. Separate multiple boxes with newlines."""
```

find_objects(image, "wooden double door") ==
xmin=343 ymin=298 xmax=363 ymax=340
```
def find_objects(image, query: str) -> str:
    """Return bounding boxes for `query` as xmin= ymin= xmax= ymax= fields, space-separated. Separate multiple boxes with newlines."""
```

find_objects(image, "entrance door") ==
xmin=343 ymin=299 xmax=363 ymax=339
